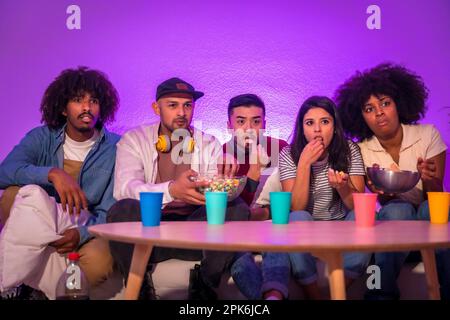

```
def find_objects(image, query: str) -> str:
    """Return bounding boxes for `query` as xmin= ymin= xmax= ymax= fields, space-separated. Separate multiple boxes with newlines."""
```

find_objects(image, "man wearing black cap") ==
xmin=107 ymin=77 xmax=250 ymax=300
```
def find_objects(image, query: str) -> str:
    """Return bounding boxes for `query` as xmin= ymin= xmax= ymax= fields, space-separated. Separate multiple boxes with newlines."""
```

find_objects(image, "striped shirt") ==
xmin=279 ymin=141 xmax=365 ymax=220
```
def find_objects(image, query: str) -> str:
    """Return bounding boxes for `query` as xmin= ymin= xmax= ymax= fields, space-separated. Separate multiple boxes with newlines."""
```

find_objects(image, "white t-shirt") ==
xmin=63 ymin=130 xmax=99 ymax=162
xmin=254 ymin=167 xmax=282 ymax=207
xmin=357 ymin=124 xmax=447 ymax=206
xmin=279 ymin=141 xmax=365 ymax=220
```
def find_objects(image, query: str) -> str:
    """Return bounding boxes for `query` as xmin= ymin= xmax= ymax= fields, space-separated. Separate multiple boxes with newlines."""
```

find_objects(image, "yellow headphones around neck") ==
xmin=155 ymin=134 xmax=196 ymax=154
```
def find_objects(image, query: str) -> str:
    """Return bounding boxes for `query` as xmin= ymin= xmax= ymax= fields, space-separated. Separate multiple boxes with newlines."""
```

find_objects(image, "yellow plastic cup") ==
xmin=427 ymin=192 xmax=450 ymax=224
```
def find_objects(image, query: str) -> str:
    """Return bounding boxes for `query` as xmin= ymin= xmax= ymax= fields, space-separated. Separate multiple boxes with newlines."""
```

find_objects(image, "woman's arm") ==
xmin=282 ymin=163 xmax=311 ymax=211
xmin=280 ymin=140 xmax=324 ymax=211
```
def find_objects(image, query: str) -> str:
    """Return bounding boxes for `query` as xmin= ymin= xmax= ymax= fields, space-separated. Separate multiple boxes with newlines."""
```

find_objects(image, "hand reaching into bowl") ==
xmin=218 ymin=153 xmax=240 ymax=177
xmin=417 ymin=157 xmax=437 ymax=182
xmin=190 ymin=174 xmax=247 ymax=201
xmin=169 ymin=170 xmax=210 ymax=205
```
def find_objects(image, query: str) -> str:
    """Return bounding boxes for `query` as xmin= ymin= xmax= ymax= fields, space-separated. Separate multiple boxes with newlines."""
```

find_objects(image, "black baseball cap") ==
xmin=156 ymin=77 xmax=204 ymax=101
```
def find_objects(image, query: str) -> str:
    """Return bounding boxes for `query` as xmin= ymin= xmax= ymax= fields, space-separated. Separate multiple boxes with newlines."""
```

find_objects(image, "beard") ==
xmin=77 ymin=126 xmax=94 ymax=132
xmin=164 ymin=117 xmax=189 ymax=131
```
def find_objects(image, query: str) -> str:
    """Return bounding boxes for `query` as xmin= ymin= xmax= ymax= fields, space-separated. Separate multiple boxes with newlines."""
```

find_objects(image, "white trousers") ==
xmin=0 ymin=185 xmax=89 ymax=299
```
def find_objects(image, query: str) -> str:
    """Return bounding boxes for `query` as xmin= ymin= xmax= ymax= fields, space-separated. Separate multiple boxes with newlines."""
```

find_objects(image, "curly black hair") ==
xmin=334 ymin=63 xmax=428 ymax=141
xmin=40 ymin=66 xmax=119 ymax=129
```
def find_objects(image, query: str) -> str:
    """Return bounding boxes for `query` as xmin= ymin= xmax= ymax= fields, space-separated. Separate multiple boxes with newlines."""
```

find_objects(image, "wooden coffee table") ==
xmin=89 ymin=220 xmax=450 ymax=300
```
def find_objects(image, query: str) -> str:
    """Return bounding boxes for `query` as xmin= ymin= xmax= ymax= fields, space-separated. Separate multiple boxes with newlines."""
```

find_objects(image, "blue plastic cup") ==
xmin=139 ymin=192 xmax=163 ymax=227
xmin=205 ymin=192 xmax=228 ymax=225
xmin=270 ymin=192 xmax=292 ymax=224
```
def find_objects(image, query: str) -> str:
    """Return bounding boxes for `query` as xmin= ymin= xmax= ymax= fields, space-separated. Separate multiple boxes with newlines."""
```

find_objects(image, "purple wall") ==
xmin=1 ymin=0 xmax=449 ymax=188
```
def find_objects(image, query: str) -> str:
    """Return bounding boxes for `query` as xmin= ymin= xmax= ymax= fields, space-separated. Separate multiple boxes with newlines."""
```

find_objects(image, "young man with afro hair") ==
xmin=0 ymin=66 xmax=120 ymax=299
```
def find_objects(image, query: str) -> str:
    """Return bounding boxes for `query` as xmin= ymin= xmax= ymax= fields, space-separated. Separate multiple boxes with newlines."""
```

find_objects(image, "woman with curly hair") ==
xmin=232 ymin=96 xmax=371 ymax=300
xmin=335 ymin=63 xmax=449 ymax=300
xmin=0 ymin=66 xmax=120 ymax=299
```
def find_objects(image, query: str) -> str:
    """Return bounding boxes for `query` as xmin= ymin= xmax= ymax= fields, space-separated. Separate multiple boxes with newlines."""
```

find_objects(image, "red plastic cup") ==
xmin=353 ymin=193 xmax=378 ymax=227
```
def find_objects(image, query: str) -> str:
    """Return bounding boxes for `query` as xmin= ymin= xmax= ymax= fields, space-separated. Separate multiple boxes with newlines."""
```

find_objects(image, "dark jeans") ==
xmin=366 ymin=200 xmax=450 ymax=300
xmin=365 ymin=200 xmax=417 ymax=300
xmin=231 ymin=210 xmax=371 ymax=299
xmin=107 ymin=197 xmax=250 ymax=288
xmin=416 ymin=200 xmax=450 ymax=300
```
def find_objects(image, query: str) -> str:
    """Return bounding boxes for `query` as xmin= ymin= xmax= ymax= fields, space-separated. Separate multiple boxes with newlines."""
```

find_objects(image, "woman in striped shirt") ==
xmin=231 ymin=96 xmax=371 ymax=300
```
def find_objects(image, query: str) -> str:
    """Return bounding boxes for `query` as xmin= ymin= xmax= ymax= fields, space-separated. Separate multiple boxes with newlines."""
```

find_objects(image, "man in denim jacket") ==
xmin=0 ymin=66 xmax=120 ymax=299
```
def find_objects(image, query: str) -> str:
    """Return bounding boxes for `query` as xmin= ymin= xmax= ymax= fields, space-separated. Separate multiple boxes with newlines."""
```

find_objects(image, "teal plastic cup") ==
xmin=205 ymin=192 xmax=228 ymax=225
xmin=270 ymin=192 xmax=292 ymax=224
xmin=139 ymin=192 xmax=163 ymax=227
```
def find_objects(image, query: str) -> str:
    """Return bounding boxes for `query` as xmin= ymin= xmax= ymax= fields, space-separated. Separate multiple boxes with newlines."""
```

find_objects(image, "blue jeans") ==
xmin=231 ymin=210 xmax=372 ymax=299
xmin=365 ymin=200 xmax=417 ymax=300
xmin=367 ymin=199 xmax=450 ymax=300
xmin=288 ymin=211 xmax=371 ymax=285
xmin=231 ymin=251 xmax=290 ymax=300
xmin=416 ymin=200 xmax=450 ymax=300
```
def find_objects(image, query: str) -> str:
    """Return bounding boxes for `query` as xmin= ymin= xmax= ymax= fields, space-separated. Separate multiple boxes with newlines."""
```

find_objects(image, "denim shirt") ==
xmin=0 ymin=125 xmax=121 ymax=246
